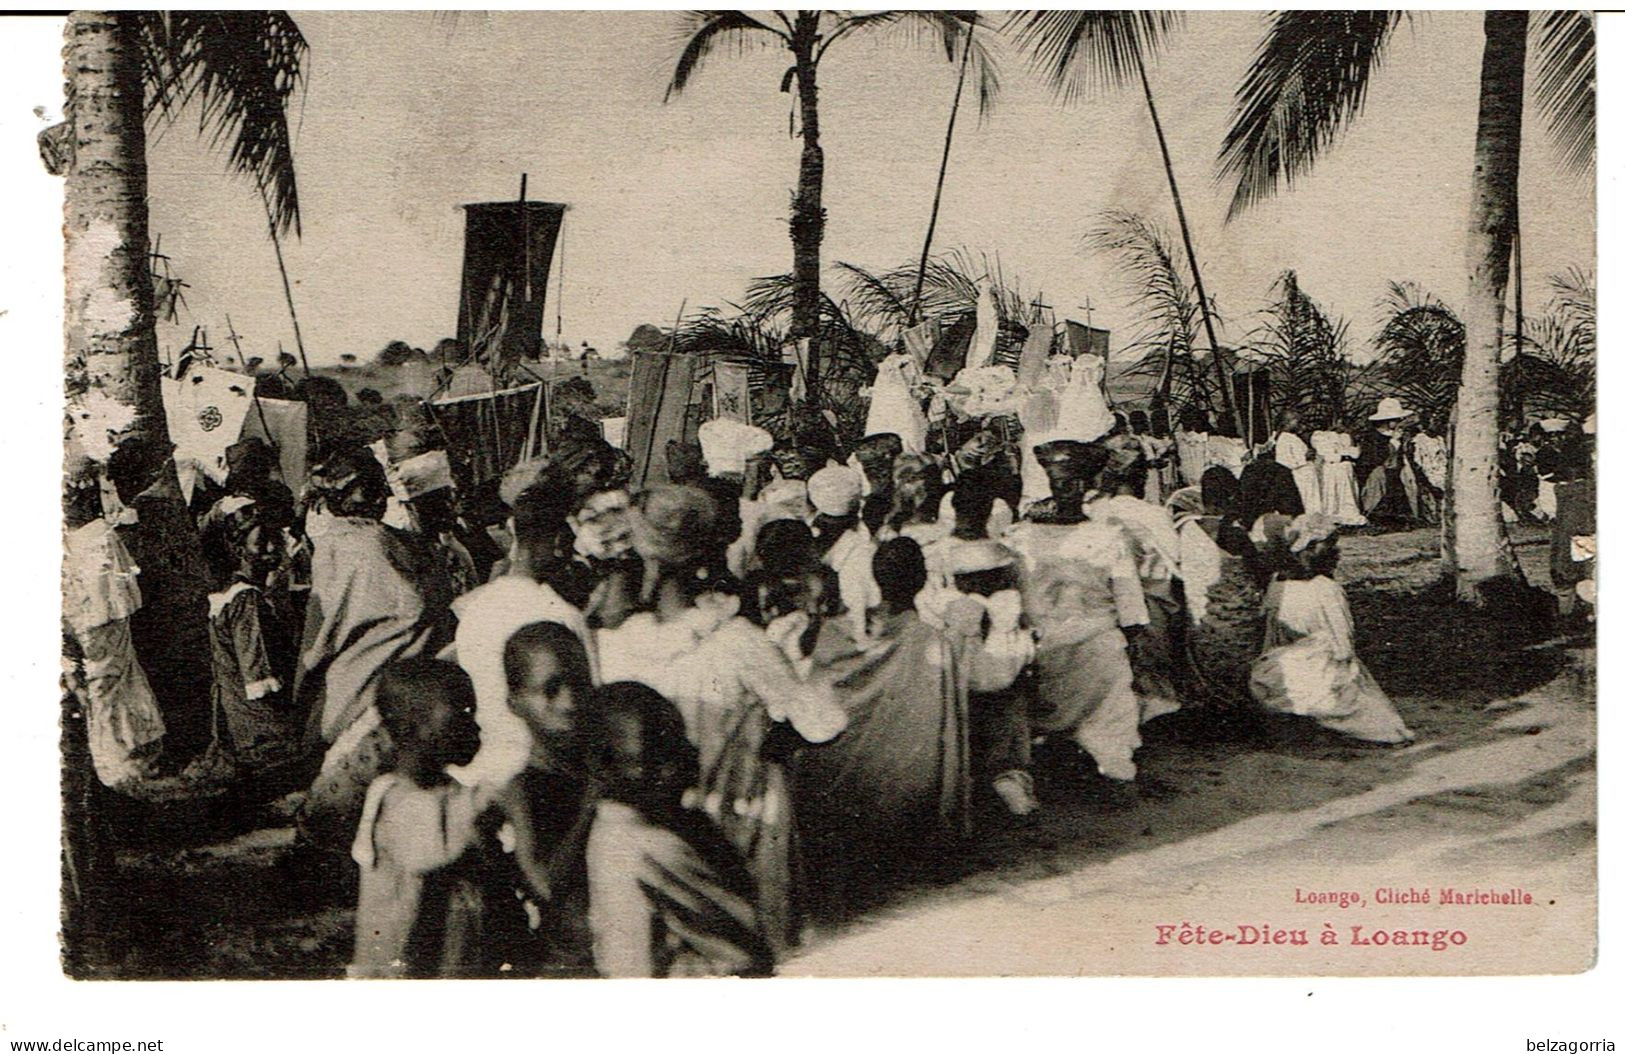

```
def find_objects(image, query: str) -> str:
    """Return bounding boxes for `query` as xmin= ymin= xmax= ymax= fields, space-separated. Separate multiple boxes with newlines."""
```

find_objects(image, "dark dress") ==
xmin=1183 ymin=517 xmax=1266 ymax=708
xmin=120 ymin=478 xmax=215 ymax=761
xmin=207 ymin=581 xmax=300 ymax=767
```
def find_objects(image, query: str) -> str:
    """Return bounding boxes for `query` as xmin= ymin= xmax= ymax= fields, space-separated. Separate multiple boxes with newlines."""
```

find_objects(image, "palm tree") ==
xmin=1006 ymin=11 xmax=1241 ymax=436
xmin=1217 ymin=11 xmax=1594 ymax=603
xmin=663 ymin=10 xmax=998 ymax=401
xmin=1371 ymin=281 xmax=1467 ymax=428
xmin=57 ymin=11 xmax=305 ymax=479
xmin=1250 ymin=270 xmax=1366 ymax=432
xmin=1085 ymin=209 xmax=1216 ymax=417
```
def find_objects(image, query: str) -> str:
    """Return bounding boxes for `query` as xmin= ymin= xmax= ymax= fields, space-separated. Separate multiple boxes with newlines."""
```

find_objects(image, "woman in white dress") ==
xmin=1272 ymin=411 xmax=1322 ymax=516
xmin=1249 ymin=515 xmax=1413 ymax=744
xmin=1311 ymin=427 xmax=1367 ymax=526
xmin=1004 ymin=441 xmax=1150 ymax=784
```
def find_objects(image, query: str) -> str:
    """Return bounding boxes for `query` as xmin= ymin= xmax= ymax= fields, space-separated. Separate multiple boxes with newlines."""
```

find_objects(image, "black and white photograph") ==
xmin=16 ymin=5 xmax=1605 ymax=1001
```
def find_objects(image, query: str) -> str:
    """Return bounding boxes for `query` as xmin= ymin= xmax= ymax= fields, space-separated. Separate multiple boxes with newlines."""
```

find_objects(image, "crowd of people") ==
xmin=61 ymin=381 xmax=1593 ymax=979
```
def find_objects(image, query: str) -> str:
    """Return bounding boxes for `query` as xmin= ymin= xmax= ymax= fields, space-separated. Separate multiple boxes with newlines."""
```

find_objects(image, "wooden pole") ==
xmin=1134 ymin=51 xmax=1240 ymax=440
xmin=264 ymin=199 xmax=312 ymax=381
xmin=909 ymin=19 xmax=975 ymax=327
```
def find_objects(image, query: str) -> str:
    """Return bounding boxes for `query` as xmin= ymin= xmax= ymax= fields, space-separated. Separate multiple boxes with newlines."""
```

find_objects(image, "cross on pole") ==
xmin=1080 ymin=297 xmax=1095 ymax=330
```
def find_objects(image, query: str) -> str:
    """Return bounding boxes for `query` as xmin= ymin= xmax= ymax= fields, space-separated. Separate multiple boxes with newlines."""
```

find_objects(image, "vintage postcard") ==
xmin=42 ymin=8 xmax=1595 ymax=987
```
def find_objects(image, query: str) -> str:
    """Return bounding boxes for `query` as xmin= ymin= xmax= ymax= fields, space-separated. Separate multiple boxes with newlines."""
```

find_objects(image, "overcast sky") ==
xmin=142 ymin=10 xmax=1594 ymax=367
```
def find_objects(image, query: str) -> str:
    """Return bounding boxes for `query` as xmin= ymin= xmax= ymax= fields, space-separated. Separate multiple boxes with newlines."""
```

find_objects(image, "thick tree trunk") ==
xmin=1136 ymin=54 xmax=1240 ymax=440
xmin=63 ymin=12 xmax=168 ymax=460
xmin=789 ymin=19 xmax=825 ymax=400
xmin=1451 ymin=10 xmax=1526 ymax=602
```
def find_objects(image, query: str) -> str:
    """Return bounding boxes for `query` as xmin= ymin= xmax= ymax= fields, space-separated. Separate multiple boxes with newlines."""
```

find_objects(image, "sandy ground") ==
xmin=84 ymin=524 xmax=1594 ymax=979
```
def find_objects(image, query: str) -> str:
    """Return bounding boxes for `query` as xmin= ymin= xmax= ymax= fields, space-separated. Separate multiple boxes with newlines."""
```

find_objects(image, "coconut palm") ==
xmin=1509 ymin=268 xmax=1595 ymax=423
xmin=1371 ymin=281 xmax=1466 ymax=429
xmin=57 ymin=11 xmax=306 ymax=475
xmin=1217 ymin=11 xmax=1594 ymax=602
xmin=1249 ymin=270 xmax=1373 ymax=432
xmin=663 ymin=10 xmax=998 ymax=401
xmin=1006 ymin=11 xmax=1241 ymax=435
xmin=1085 ymin=209 xmax=1218 ymax=418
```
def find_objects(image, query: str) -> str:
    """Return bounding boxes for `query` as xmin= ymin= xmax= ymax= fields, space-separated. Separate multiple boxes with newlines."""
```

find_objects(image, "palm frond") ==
xmin=1247 ymin=270 xmax=1361 ymax=429
xmin=140 ymin=12 xmax=307 ymax=237
xmin=836 ymin=249 xmax=1045 ymax=342
xmin=831 ymin=11 xmax=1001 ymax=116
xmin=1369 ymin=281 xmax=1465 ymax=423
xmin=1004 ymin=11 xmax=1182 ymax=104
xmin=664 ymin=10 xmax=785 ymax=101
xmin=1532 ymin=11 xmax=1594 ymax=174
xmin=1087 ymin=209 xmax=1228 ymax=414
xmin=1218 ymin=11 xmax=1403 ymax=221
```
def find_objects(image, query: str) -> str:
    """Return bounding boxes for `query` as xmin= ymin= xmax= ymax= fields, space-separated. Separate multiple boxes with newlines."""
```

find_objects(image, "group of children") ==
xmin=349 ymin=635 xmax=773 ymax=979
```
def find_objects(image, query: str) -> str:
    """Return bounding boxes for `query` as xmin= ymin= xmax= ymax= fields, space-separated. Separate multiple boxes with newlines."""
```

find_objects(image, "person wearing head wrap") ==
xmin=1250 ymin=515 xmax=1413 ymax=743
xmin=200 ymin=494 xmax=301 ymax=773
xmin=699 ymin=419 xmax=774 ymax=481
xmin=1168 ymin=477 xmax=1267 ymax=716
xmin=930 ymin=535 xmax=1040 ymax=817
xmin=849 ymin=432 xmax=904 ymax=536
xmin=1086 ymin=438 xmax=1190 ymax=724
xmin=225 ymin=436 xmax=296 ymax=532
xmin=1239 ymin=448 xmax=1305 ymax=533
xmin=881 ymin=454 xmax=949 ymax=547
xmin=1270 ymin=410 xmax=1323 ymax=518
xmin=1312 ymin=424 xmax=1368 ymax=527
xmin=1004 ymin=440 xmax=1150 ymax=787
xmin=295 ymin=444 xmax=457 ymax=853
xmin=594 ymin=484 xmax=847 ymax=954
xmin=807 ymin=465 xmax=880 ymax=639
xmin=62 ymin=451 xmax=167 ymax=788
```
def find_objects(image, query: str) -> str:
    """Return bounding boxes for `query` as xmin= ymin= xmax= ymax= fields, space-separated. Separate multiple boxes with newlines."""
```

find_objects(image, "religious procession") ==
xmin=50 ymin=10 xmax=1595 ymax=981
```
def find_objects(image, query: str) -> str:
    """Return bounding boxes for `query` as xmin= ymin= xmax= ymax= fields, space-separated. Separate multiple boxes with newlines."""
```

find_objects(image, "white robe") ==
xmin=1312 ymin=430 xmax=1366 ymax=526
xmin=1273 ymin=431 xmax=1323 ymax=516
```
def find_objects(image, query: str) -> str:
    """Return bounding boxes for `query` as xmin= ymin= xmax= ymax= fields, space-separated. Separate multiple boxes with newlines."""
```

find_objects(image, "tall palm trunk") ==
xmin=1135 ymin=54 xmax=1240 ymax=438
xmin=64 ymin=11 xmax=169 ymax=462
xmin=789 ymin=15 xmax=825 ymax=399
xmin=1452 ymin=10 xmax=1526 ymax=602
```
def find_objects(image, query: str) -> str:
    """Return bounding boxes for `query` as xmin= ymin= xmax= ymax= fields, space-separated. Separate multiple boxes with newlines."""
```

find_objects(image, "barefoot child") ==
xmin=349 ymin=659 xmax=495 ymax=978
xmin=584 ymin=682 xmax=774 ymax=978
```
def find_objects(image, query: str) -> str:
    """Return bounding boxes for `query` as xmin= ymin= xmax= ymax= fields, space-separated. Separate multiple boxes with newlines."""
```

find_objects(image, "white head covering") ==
xmin=808 ymin=465 xmax=863 ymax=518
xmin=1369 ymin=397 xmax=1412 ymax=422
xmin=1287 ymin=512 xmax=1338 ymax=553
xmin=698 ymin=418 xmax=773 ymax=476
xmin=1539 ymin=417 xmax=1571 ymax=433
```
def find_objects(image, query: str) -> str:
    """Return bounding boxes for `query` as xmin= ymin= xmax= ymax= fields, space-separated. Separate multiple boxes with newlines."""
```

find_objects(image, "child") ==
xmin=201 ymin=496 xmax=300 ymax=771
xmin=583 ymin=682 xmax=774 ymax=978
xmin=481 ymin=621 xmax=599 ymax=973
xmin=1249 ymin=514 xmax=1414 ymax=744
xmin=349 ymin=659 xmax=493 ymax=978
